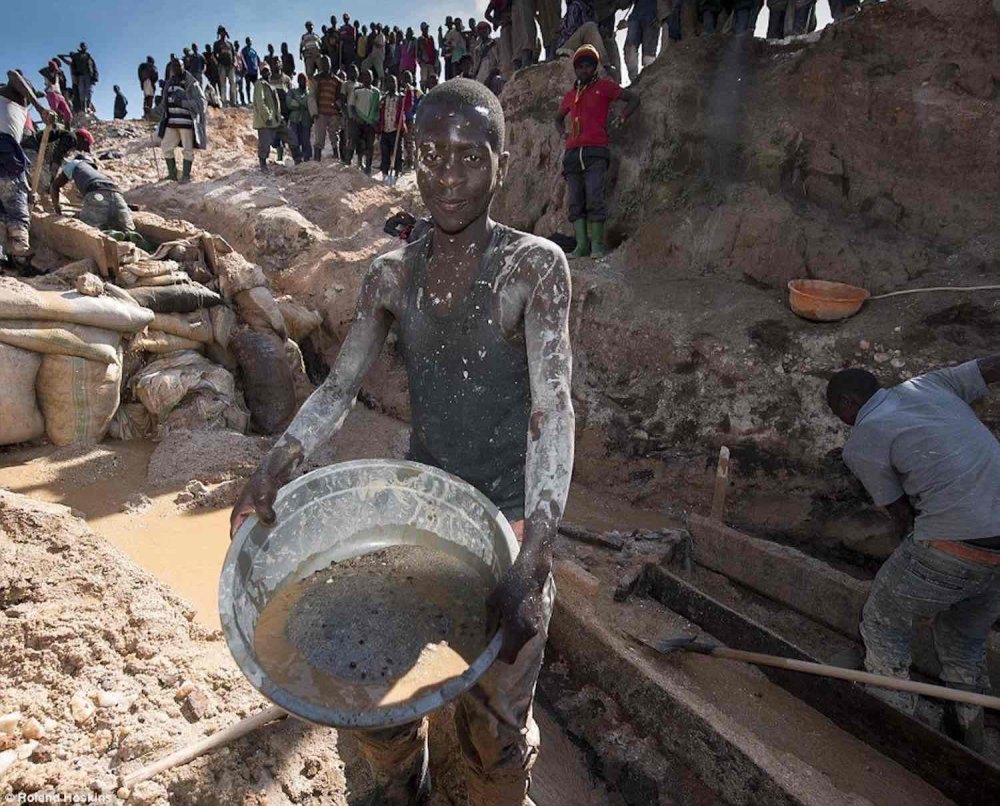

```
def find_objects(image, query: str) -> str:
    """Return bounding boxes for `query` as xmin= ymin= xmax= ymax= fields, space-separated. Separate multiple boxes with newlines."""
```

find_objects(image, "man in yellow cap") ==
xmin=554 ymin=45 xmax=638 ymax=258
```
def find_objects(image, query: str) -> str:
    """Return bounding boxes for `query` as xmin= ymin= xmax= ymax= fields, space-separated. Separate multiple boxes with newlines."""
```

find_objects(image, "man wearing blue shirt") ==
xmin=50 ymin=158 xmax=134 ymax=233
xmin=826 ymin=355 xmax=1000 ymax=750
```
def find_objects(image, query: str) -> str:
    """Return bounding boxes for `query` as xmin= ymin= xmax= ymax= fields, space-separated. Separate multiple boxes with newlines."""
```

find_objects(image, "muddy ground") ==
xmin=0 ymin=422 xmax=631 ymax=805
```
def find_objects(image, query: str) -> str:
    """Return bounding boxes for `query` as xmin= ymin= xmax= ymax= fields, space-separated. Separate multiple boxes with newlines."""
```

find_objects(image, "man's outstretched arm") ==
xmin=229 ymin=262 xmax=396 ymax=536
xmin=488 ymin=247 xmax=575 ymax=662
xmin=522 ymin=251 xmax=575 ymax=565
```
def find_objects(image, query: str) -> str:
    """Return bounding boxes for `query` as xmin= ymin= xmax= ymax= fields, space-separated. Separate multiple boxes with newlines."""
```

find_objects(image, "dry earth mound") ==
xmin=0 ymin=490 xmax=350 ymax=804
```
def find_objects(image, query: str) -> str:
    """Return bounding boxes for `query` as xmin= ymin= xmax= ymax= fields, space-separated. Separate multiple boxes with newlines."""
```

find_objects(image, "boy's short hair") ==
xmin=414 ymin=78 xmax=505 ymax=151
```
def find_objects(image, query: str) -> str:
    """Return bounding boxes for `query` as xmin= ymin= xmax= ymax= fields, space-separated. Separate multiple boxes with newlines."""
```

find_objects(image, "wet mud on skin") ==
xmin=254 ymin=544 xmax=491 ymax=711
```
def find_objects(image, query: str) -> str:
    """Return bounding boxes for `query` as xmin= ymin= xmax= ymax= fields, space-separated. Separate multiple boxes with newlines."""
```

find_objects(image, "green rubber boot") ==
xmin=181 ymin=159 xmax=193 ymax=183
xmin=164 ymin=158 xmax=178 ymax=181
xmin=588 ymin=220 xmax=607 ymax=258
xmin=569 ymin=218 xmax=590 ymax=259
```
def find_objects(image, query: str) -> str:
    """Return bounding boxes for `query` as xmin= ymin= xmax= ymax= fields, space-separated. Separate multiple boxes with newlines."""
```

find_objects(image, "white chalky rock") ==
xmin=0 ymin=749 xmax=17 ymax=776
xmin=94 ymin=691 xmax=124 ymax=709
xmin=0 ymin=712 xmax=21 ymax=736
xmin=16 ymin=740 xmax=38 ymax=760
xmin=874 ymin=352 xmax=890 ymax=363
xmin=859 ymin=339 xmax=870 ymax=350
xmin=21 ymin=718 xmax=45 ymax=740
xmin=70 ymin=693 xmax=96 ymax=724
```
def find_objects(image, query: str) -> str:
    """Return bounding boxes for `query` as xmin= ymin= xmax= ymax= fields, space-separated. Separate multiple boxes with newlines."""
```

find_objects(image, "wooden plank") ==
xmin=636 ymin=563 xmax=1000 ymax=806
xmin=710 ymin=445 xmax=730 ymax=521
xmin=689 ymin=513 xmax=867 ymax=638
xmin=558 ymin=522 xmax=624 ymax=551
xmin=688 ymin=514 xmax=1000 ymax=685
xmin=30 ymin=124 xmax=52 ymax=196
xmin=549 ymin=563 xmax=813 ymax=806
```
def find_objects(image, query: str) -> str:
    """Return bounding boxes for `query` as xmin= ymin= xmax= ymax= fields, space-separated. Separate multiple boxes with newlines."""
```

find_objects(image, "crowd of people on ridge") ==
xmin=3 ymin=1 xmax=872 ymax=272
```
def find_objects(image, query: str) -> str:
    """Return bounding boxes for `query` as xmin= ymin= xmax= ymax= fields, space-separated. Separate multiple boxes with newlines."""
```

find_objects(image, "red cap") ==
xmin=75 ymin=128 xmax=94 ymax=147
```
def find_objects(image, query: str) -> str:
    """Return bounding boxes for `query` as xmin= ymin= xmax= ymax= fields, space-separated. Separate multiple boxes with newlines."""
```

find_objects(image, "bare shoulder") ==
xmin=363 ymin=237 xmax=421 ymax=313
xmin=497 ymin=227 xmax=571 ymax=298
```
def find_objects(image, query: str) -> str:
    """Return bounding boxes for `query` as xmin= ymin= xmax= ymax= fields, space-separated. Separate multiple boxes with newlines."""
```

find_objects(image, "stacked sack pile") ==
xmin=0 ymin=275 xmax=151 ymax=446
xmin=0 ymin=214 xmax=324 ymax=448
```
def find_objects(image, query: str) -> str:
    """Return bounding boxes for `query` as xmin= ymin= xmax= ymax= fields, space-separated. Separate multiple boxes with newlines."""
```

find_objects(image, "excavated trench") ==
xmin=4 ymin=430 xmax=989 ymax=805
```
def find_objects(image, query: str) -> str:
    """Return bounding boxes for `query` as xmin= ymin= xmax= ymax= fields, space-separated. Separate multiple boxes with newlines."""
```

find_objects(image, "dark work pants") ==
xmin=289 ymin=120 xmax=312 ymax=162
xmin=379 ymin=130 xmax=403 ymax=175
xmin=767 ymin=2 xmax=815 ymax=38
xmin=563 ymin=147 xmax=610 ymax=223
xmin=343 ymin=119 xmax=361 ymax=165
xmin=356 ymin=123 xmax=376 ymax=173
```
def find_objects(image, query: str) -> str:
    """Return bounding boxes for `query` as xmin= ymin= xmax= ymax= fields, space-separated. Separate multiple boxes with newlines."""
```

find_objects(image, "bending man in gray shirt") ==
xmin=826 ymin=355 xmax=1000 ymax=751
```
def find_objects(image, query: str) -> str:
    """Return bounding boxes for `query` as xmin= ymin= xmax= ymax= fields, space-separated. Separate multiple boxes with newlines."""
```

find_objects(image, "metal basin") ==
xmin=219 ymin=459 xmax=519 ymax=729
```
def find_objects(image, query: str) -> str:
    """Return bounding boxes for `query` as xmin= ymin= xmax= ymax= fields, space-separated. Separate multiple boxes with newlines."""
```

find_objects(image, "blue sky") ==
xmin=8 ymin=1 xmax=830 ymax=119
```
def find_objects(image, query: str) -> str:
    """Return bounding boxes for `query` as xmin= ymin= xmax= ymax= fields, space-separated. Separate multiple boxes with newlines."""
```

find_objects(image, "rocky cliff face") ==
xmin=497 ymin=0 xmax=998 ymax=292
xmin=495 ymin=0 xmax=1000 ymax=563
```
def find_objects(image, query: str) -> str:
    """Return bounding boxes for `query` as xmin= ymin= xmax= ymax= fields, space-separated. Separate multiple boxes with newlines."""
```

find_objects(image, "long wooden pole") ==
xmin=30 ymin=124 xmax=52 ymax=197
xmin=685 ymin=641 xmax=1000 ymax=710
xmin=121 ymin=705 xmax=286 ymax=788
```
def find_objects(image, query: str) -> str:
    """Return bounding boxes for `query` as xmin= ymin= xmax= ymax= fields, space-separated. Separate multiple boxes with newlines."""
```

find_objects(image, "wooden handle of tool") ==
xmin=121 ymin=705 xmax=286 ymax=788
xmin=30 ymin=125 xmax=52 ymax=197
xmin=710 ymin=646 xmax=1000 ymax=710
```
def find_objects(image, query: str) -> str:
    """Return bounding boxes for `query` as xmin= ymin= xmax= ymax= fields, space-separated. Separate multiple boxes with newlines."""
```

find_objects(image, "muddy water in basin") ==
xmin=254 ymin=544 xmax=493 ymax=710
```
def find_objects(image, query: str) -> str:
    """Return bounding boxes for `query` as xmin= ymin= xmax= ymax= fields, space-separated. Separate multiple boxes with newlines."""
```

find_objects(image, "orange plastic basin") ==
xmin=787 ymin=279 xmax=870 ymax=322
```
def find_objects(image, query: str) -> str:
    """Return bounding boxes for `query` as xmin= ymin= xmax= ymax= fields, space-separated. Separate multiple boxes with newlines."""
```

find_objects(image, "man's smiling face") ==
xmin=415 ymin=105 xmax=508 ymax=235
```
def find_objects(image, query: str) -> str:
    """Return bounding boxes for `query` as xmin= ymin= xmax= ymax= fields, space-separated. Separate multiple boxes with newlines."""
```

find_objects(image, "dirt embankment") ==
xmin=494 ymin=0 xmax=1000 ymax=562
xmin=0 ymin=490 xmax=351 ymax=804
xmin=112 ymin=0 xmax=999 ymax=565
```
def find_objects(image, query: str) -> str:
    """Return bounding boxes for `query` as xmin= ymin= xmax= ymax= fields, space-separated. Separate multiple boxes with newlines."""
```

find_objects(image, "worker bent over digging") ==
xmin=826 ymin=354 xmax=1000 ymax=752
xmin=233 ymin=78 xmax=574 ymax=805
xmin=50 ymin=157 xmax=135 ymax=235
xmin=555 ymin=45 xmax=638 ymax=260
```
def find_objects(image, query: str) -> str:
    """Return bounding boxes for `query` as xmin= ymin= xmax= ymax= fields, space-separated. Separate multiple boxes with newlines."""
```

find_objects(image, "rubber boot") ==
xmin=569 ymin=218 xmax=590 ymax=259
xmin=180 ymin=159 xmax=192 ymax=183
xmin=313 ymin=146 xmax=322 ymax=162
xmin=942 ymin=698 xmax=986 ymax=753
xmin=588 ymin=220 xmax=607 ymax=258
xmin=164 ymin=158 xmax=178 ymax=181
xmin=259 ymin=157 xmax=268 ymax=173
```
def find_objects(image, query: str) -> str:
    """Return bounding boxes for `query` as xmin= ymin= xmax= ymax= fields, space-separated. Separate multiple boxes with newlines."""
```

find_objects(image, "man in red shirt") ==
xmin=555 ymin=45 xmax=638 ymax=258
xmin=339 ymin=14 xmax=357 ymax=69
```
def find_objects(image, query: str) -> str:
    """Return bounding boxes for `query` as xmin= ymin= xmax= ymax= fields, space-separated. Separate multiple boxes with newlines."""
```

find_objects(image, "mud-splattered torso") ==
xmin=396 ymin=224 xmax=532 ymax=519
xmin=275 ymin=218 xmax=573 ymax=538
